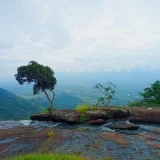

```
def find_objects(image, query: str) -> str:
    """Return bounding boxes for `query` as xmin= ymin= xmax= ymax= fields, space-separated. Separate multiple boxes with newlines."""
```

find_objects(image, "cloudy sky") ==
xmin=0 ymin=0 xmax=160 ymax=76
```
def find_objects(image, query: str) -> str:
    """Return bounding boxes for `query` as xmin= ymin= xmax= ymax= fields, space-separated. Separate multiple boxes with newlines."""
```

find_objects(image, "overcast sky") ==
xmin=0 ymin=0 xmax=160 ymax=76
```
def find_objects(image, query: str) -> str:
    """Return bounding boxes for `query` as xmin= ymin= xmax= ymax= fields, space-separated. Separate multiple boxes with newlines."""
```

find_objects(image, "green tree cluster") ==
xmin=129 ymin=80 xmax=160 ymax=107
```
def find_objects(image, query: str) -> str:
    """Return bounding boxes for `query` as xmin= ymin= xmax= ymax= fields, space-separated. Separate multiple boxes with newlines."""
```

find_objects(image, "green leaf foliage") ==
xmin=129 ymin=80 xmax=160 ymax=107
xmin=9 ymin=153 xmax=86 ymax=160
xmin=93 ymin=82 xmax=116 ymax=106
xmin=15 ymin=61 xmax=57 ymax=95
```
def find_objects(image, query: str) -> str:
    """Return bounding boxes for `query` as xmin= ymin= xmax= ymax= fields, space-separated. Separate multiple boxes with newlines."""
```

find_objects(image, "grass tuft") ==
xmin=76 ymin=104 xmax=94 ymax=113
xmin=48 ymin=131 xmax=55 ymax=138
xmin=9 ymin=153 xmax=87 ymax=160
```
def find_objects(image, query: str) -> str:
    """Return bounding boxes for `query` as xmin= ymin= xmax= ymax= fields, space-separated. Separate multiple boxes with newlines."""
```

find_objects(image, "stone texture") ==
xmin=86 ymin=107 xmax=130 ymax=120
xmin=108 ymin=121 xmax=139 ymax=130
xmin=52 ymin=110 xmax=80 ymax=123
xmin=31 ymin=110 xmax=80 ymax=123
xmin=88 ymin=119 xmax=105 ymax=125
xmin=129 ymin=107 xmax=160 ymax=123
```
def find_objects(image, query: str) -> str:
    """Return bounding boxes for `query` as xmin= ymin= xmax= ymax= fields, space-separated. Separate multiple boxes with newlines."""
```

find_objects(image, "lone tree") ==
xmin=15 ymin=61 xmax=57 ymax=112
xmin=93 ymin=82 xmax=116 ymax=106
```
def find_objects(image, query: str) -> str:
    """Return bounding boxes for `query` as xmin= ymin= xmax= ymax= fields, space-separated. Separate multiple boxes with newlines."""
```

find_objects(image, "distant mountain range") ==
xmin=0 ymin=88 xmax=83 ymax=120
xmin=0 ymin=88 xmax=46 ymax=120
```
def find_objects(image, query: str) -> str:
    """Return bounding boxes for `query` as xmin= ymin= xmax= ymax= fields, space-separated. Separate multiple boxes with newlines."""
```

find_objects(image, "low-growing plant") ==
xmin=28 ymin=131 xmax=36 ymax=135
xmin=93 ymin=140 xmax=100 ymax=148
xmin=48 ymin=131 xmax=55 ymax=138
xmin=74 ymin=150 xmax=81 ymax=156
xmin=9 ymin=153 xmax=86 ymax=160
xmin=76 ymin=128 xmax=84 ymax=132
xmin=79 ymin=115 xmax=88 ymax=123
xmin=76 ymin=104 xmax=94 ymax=113
xmin=41 ymin=107 xmax=53 ymax=114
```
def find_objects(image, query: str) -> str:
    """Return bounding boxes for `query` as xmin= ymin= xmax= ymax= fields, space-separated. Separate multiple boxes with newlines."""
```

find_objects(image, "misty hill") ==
xmin=0 ymin=88 xmax=84 ymax=120
xmin=32 ymin=92 xmax=84 ymax=110
xmin=0 ymin=88 xmax=45 ymax=120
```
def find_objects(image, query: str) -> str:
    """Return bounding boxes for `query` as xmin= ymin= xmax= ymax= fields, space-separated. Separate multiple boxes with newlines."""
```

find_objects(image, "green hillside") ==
xmin=0 ymin=88 xmax=45 ymax=120
xmin=30 ymin=92 xmax=84 ymax=110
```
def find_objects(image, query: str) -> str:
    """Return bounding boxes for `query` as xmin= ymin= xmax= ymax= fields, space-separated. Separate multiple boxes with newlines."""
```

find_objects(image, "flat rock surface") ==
xmin=108 ymin=121 xmax=139 ymax=130
xmin=0 ymin=120 xmax=160 ymax=160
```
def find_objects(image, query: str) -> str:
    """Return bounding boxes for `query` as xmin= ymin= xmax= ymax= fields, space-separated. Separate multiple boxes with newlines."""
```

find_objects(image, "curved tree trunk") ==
xmin=44 ymin=90 xmax=55 ymax=114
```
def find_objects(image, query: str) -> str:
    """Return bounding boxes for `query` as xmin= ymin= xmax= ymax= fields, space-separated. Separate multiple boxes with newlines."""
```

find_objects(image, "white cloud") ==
xmin=0 ymin=0 xmax=160 ymax=75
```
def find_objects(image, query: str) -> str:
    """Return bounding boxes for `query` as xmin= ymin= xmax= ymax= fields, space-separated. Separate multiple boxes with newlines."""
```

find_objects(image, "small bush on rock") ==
xmin=76 ymin=104 xmax=94 ymax=113
xmin=48 ymin=131 xmax=55 ymax=138
xmin=79 ymin=115 xmax=88 ymax=123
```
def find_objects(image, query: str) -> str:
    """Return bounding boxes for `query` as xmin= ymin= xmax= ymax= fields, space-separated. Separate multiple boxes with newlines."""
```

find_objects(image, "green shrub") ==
xmin=41 ymin=107 xmax=52 ymax=114
xmin=9 ymin=153 xmax=86 ymax=160
xmin=76 ymin=104 xmax=93 ymax=113
xmin=48 ymin=131 xmax=55 ymax=138
xmin=79 ymin=115 xmax=87 ymax=123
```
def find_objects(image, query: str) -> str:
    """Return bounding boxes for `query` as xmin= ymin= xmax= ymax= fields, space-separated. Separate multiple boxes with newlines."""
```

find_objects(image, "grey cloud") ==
xmin=0 ymin=0 xmax=160 ymax=75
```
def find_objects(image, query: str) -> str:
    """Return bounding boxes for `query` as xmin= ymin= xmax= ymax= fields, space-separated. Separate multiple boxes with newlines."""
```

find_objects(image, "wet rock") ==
xmin=52 ymin=110 xmax=80 ymax=123
xmin=108 ymin=121 xmax=139 ymax=130
xmin=88 ymin=119 xmax=105 ymax=125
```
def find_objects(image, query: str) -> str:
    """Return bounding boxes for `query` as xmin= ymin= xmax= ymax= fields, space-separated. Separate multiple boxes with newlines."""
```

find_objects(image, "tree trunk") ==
xmin=108 ymin=99 xmax=111 ymax=106
xmin=44 ymin=90 xmax=55 ymax=114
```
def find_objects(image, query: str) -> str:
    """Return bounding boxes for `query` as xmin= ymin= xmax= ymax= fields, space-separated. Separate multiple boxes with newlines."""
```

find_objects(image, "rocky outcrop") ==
xmin=88 ymin=119 xmax=106 ymax=125
xmin=30 ymin=107 xmax=160 ymax=124
xmin=31 ymin=110 xmax=80 ymax=123
xmin=52 ymin=110 xmax=80 ymax=123
xmin=86 ymin=107 xmax=130 ymax=120
xmin=108 ymin=121 xmax=139 ymax=130
xmin=30 ymin=113 xmax=52 ymax=121
xmin=129 ymin=107 xmax=160 ymax=123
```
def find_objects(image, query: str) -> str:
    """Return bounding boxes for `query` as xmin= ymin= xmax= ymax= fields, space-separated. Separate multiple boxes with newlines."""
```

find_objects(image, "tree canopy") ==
xmin=15 ymin=61 xmax=57 ymax=111
xmin=129 ymin=80 xmax=160 ymax=107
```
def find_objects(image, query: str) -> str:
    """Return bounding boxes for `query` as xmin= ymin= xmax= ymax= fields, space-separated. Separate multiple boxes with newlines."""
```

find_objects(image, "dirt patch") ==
xmin=98 ymin=132 xmax=130 ymax=147
xmin=30 ymin=128 xmax=64 ymax=152
xmin=0 ymin=127 xmax=33 ymax=140
xmin=146 ymin=142 xmax=160 ymax=149
xmin=139 ymin=133 xmax=156 ymax=140
xmin=0 ymin=142 xmax=11 ymax=152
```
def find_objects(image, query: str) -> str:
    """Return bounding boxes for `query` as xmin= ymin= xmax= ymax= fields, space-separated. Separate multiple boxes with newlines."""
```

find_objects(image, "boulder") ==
xmin=108 ymin=121 xmax=139 ymax=130
xmin=52 ymin=110 xmax=80 ymax=123
xmin=88 ymin=119 xmax=106 ymax=125
xmin=30 ymin=113 xmax=52 ymax=121
xmin=86 ymin=107 xmax=130 ymax=120
xmin=86 ymin=110 xmax=107 ymax=119
xmin=113 ymin=109 xmax=130 ymax=119
xmin=129 ymin=107 xmax=160 ymax=123
xmin=31 ymin=110 xmax=80 ymax=123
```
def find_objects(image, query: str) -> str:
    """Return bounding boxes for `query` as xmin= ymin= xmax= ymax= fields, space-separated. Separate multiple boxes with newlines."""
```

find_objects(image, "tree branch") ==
xmin=49 ymin=89 xmax=55 ymax=103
